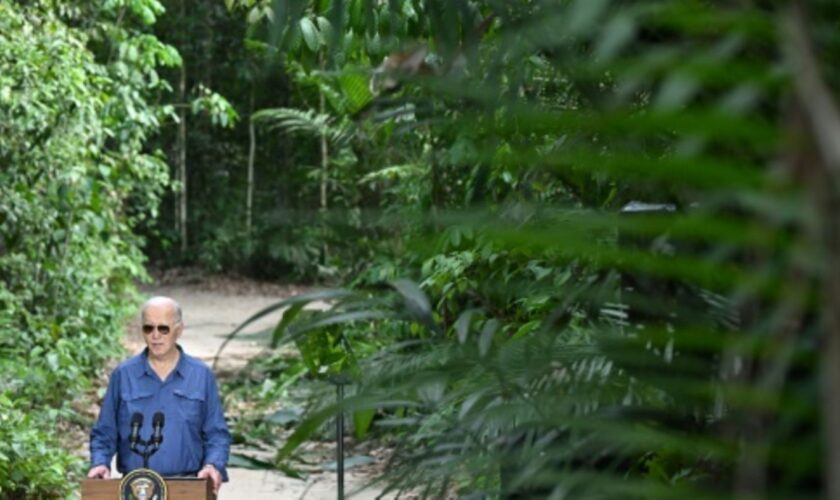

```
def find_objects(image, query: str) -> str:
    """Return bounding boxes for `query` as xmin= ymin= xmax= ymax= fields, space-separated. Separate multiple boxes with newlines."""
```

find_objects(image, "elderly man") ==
xmin=88 ymin=296 xmax=230 ymax=495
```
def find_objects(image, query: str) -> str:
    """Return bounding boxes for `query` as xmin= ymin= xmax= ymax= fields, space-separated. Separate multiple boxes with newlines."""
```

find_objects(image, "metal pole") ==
xmin=337 ymin=382 xmax=345 ymax=500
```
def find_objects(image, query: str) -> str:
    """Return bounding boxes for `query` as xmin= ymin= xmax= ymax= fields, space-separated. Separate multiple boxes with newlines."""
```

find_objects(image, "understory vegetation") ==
xmin=0 ymin=0 xmax=176 ymax=495
xmin=5 ymin=0 xmax=840 ymax=498
xmin=208 ymin=0 xmax=840 ymax=497
xmin=0 ymin=0 xmax=222 ymax=496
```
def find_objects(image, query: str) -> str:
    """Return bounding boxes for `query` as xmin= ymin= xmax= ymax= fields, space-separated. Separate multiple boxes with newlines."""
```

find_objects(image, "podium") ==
xmin=81 ymin=477 xmax=216 ymax=499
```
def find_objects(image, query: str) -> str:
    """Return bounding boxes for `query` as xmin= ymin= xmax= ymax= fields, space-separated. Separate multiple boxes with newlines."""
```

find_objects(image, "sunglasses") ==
xmin=142 ymin=324 xmax=176 ymax=335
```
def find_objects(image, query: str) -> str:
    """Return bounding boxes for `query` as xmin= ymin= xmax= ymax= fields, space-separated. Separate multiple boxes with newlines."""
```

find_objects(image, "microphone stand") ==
xmin=128 ymin=436 xmax=160 ymax=468
xmin=129 ymin=421 xmax=164 ymax=468
xmin=329 ymin=373 xmax=351 ymax=500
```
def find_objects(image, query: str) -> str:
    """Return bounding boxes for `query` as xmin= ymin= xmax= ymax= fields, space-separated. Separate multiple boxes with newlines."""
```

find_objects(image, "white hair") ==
xmin=140 ymin=296 xmax=183 ymax=323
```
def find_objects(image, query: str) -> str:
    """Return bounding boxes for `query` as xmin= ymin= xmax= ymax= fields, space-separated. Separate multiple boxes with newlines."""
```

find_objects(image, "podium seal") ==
xmin=119 ymin=468 xmax=168 ymax=500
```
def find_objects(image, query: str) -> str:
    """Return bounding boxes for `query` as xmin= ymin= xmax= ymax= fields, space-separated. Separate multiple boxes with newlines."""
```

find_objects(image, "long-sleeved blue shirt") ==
xmin=90 ymin=346 xmax=231 ymax=480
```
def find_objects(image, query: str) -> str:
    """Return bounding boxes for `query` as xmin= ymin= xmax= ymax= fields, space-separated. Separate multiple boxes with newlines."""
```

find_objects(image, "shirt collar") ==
xmin=137 ymin=344 xmax=188 ymax=379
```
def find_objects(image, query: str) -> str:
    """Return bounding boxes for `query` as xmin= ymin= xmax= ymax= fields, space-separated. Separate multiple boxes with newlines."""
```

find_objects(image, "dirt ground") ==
xmin=108 ymin=271 xmax=393 ymax=500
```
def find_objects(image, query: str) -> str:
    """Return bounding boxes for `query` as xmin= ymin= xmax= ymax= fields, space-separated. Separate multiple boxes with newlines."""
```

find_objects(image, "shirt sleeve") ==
xmin=202 ymin=370 xmax=231 ymax=481
xmin=90 ymin=367 xmax=121 ymax=468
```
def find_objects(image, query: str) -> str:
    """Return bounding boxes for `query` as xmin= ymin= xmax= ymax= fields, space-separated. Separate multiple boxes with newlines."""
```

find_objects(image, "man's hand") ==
xmin=87 ymin=465 xmax=110 ymax=479
xmin=198 ymin=464 xmax=222 ymax=495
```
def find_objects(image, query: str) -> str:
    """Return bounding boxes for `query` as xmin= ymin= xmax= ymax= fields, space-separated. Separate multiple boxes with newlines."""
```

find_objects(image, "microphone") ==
xmin=151 ymin=412 xmax=165 ymax=448
xmin=130 ymin=413 xmax=143 ymax=448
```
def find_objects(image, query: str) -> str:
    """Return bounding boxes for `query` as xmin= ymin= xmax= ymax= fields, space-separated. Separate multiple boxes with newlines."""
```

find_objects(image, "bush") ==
xmin=0 ymin=0 xmax=175 ymax=495
xmin=0 ymin=393 xmax=79 ymax=499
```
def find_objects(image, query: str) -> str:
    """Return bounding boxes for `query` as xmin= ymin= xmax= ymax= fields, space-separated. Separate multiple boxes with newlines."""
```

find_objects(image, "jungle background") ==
xmin=3 ymin=0 xmax=840 ymax=497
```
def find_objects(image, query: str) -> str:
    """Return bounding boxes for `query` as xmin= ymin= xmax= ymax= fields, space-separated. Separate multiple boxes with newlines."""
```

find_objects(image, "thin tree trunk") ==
xmin=174 ymin=155 xmax=180 ymax=240
xmin=178 ymin=60 xmax=188 ymax=254
xmin=429 ymin=131 xmax=441 ymax=229
xmin=786 ymin=4 xmax=840 ymax=498
xmin=319 ymin=81 xmax=329 ymax=263
xmin=247 ymin=89 xmax=256 ymax=237
xmin=320 ymin=91 xmax=328 ymax=214
xmin=176 ymin=0 xmax=188 ymax=254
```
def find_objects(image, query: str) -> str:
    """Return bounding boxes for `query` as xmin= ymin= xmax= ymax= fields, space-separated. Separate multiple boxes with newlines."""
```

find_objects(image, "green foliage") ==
xmin=142 ymin=0 xmax=428 ymax=281
xmin=1 ymin=0 xmax=155 ymax=389
xmin=191 ymin=84 xmax=240 ymax=128
xmin=0 ymin=393 xmax=79 ymax=499
xmin=206 ymin=0 xmax=840 ymax=498
xmin=0 ymin=0 xmax=175 ymax=495
xmin=254 ymin=106 xmax=352 ymax=146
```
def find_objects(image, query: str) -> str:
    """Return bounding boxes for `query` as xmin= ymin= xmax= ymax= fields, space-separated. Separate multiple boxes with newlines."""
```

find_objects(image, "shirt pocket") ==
xmin=119 ymin=392 xmax=154 ymax=424
xmin=173 ymin=389 xmax=205 ymax=425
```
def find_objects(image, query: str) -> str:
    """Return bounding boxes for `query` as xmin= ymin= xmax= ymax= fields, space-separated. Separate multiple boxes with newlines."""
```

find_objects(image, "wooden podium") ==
xmin=81 ymin=477 xmax=216 ymax=499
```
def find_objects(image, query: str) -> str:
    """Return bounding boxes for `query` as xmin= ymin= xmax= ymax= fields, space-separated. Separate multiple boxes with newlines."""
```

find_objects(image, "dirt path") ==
xmin=121 ymin=274 xmax=390 ymax=500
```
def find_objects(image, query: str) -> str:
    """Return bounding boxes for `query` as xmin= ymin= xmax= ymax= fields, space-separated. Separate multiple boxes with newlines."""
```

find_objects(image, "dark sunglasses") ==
xmin=142 ymin=324 xmax=174 ymax=335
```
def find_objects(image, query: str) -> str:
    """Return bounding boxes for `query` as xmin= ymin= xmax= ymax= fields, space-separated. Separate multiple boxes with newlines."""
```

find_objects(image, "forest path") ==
xmin=125 ymin=273 xmax=389 ymax=500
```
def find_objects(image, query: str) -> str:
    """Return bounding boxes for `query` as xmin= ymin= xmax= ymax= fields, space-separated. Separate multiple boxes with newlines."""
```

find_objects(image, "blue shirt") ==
xmin=89 ymin=346 xmax=231 ymax=480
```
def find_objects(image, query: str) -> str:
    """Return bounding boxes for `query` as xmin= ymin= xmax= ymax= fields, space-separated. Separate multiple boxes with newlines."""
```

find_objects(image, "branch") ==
xmin=784 ymin=3 xmax=840 ymax=186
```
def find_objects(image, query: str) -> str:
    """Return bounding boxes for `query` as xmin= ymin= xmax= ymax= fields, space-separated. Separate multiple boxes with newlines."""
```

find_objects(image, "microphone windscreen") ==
xmin=131 ymin=412 xmax=143 ymax=427
xmin=153 ymin=411 xmax=165 ymax=427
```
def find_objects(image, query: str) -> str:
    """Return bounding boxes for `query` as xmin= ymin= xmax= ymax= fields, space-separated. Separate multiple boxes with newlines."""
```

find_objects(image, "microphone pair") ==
xmin=129 ymin=412 xmax=165 ymax=466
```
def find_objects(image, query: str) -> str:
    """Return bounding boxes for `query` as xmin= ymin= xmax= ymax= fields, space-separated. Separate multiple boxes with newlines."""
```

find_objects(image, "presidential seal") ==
xmin=120 ymin=468 xmax=168 ymax=500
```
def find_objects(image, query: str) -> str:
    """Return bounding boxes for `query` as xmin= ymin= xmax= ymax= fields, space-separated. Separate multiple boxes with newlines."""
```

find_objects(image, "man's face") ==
xmin=141 ymin=303 xmax=182 ymax=360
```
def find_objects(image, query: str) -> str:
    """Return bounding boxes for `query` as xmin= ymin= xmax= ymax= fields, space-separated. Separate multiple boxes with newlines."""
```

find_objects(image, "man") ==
xmin=88 ymin=296 xmax=230 ymax=495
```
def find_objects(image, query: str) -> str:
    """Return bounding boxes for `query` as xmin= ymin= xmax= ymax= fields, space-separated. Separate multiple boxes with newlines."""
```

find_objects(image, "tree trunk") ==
xmin=176 ymin=0 xmax=188 ymax=255
xmin=319 ymin=91 xmax=328 ymax=214
xmin=247 ymin=89 xmax=256 ymax=237
xmin=786 ymin=4 xmax=840 ymax=497
xmin=178 ymin=60 xmax=188 ymax=254
xmin=319 ymin=81 xmax=329 ymax=263
xmin=429 ymin=131 xmax=441 ymax=229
